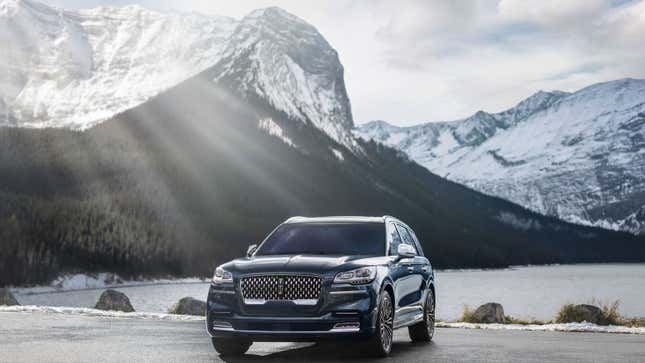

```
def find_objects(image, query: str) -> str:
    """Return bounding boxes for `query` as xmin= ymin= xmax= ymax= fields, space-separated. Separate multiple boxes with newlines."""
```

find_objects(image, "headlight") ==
xmin=213 ymin=267 xmax=233 ymax=283
xmin=333 ymin=266 xmax=376 ymax=285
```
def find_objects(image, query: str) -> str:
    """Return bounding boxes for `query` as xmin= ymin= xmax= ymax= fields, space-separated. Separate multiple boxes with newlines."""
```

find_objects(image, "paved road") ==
xmin=1 ymin=312 xmax=645 ymax=362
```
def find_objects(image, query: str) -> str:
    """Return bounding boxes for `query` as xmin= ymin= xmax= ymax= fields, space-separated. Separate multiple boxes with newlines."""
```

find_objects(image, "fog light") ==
xmin=212 ymin=320 xmax=233 ymax=330
xmin=331 ymin=322 xmax=360 ymax=332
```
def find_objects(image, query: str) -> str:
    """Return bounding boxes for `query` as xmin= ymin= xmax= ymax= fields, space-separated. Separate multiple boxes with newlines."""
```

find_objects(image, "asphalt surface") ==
xmin=1 ymin=312 xmax=645 ymax=362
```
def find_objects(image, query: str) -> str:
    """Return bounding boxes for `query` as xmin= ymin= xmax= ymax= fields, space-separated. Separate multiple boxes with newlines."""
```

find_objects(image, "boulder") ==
xmin=557 ymin=304 xmax=604 ymax=325
xmin=168 ymin=297 xmax=206 ymax=316
xmin=94 ymin=289 xmax=134 ymax=312
xmin=472 ymin=302 xmax=505 ymax=323
xmin=0 ymin=288 xmax=19 ymax=306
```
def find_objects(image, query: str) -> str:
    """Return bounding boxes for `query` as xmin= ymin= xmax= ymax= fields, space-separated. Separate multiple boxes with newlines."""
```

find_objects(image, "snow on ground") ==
xmin=1 ymin=305 xmax=642 ymax=335
xmin=12 ymin=273 xmax=207 ymax=295
xmin=0 ymin=305 xmax=203 ymax=321
xmin=437 ymin=321 xmax=645 ymax=335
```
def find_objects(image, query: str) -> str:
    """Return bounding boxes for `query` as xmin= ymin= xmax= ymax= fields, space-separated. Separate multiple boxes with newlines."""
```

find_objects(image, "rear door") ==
xmin=395 ymin=224 xmax=426 ymax=320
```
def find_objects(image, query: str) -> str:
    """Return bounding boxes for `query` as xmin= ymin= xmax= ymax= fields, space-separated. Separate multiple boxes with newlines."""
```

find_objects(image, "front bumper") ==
xmin=206 ymin=282 xmax=378 ymax=341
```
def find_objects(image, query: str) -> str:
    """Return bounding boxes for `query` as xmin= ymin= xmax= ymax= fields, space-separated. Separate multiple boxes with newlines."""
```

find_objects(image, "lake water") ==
xmin=13 ymin=264 xmax=645 ymax=321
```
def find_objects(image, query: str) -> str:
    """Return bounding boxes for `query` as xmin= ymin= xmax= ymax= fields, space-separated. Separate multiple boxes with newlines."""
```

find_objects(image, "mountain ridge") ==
xmin=357 ymin=78 xmax=645 ymax=234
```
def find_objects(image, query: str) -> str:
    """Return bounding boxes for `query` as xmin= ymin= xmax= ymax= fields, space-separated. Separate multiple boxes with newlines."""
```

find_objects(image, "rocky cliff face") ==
xmin=357 ymin=79 xmax=645 ymax=234
xmin=207 ymin=7 xmax=354 ymax=147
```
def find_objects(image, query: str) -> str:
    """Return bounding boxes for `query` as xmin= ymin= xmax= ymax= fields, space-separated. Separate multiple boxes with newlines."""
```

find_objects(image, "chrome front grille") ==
xmin=240 ymin=275 xmax=322 ymax=302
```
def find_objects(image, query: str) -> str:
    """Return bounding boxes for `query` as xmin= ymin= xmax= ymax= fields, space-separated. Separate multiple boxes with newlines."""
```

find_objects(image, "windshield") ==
xmin=255 ymin=223 xmax=386 ymax=256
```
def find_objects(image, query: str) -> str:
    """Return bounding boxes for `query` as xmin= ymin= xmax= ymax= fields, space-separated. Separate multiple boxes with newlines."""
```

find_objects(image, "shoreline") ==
xmin=13 ymin=262 xmax=645 ymax=293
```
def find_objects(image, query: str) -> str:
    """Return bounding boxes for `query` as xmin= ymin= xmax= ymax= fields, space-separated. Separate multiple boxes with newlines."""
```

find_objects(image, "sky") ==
xmin=43 ymin=0 xmax=645 ymax=126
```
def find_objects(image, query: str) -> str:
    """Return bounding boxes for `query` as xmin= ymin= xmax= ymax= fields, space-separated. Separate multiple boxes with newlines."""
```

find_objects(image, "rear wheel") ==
xmin=408 ymin=289 xmax=435 ymax=342
xmin=366 ymin=291 xmax=394 ymax=357
xmin=211 ymin=337 xmax=252 ymax=356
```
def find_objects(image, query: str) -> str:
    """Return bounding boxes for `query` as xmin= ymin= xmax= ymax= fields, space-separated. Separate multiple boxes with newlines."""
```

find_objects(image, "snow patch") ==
xmin=0 ymin=305 xmax=204 ymax=321
xmin=12 ymin=273 xmax=206 ymax=295
xmin=331 ymin=148 xmax=344 ymax=161
xmin=258 ymin=118 xmax=295 ymax=147
xmin=496 ymin=212 xmax=542 ymax=231
xmin=437 ymin=321 xmax=645 ymax=335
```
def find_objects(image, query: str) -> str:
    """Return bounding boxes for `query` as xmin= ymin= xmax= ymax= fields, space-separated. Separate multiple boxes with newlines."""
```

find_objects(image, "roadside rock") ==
xmin=472 ymin=302 xmax=505 ymax=323
xmin=557 ymin=304 xmax=604 ymax=325
xmin=168 ymin=297 xmax=206 ymax=316
xmin=94 ymin=289 xmax=134 ymax=312
xmin=0 ymin=288 xmax=19 ymax=306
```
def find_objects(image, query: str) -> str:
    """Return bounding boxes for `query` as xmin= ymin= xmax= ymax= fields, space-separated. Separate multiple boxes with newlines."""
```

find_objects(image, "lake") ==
xmin=13 ymin=264 xmax=645 ymax=321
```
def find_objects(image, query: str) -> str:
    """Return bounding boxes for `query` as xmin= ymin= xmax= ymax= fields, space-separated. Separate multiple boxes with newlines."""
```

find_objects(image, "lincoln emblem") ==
xmin=277 ymin=277 xmax=285 ymax=297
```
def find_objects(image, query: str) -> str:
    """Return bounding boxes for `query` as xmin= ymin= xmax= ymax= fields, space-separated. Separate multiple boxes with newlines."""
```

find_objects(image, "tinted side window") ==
xmin=395 ymin=224 xmax=419 ymax=255
xmin=387 ymin=223 xmax=402 ymax=255
xmin=406 ymin=227 xmax=425 ymax=257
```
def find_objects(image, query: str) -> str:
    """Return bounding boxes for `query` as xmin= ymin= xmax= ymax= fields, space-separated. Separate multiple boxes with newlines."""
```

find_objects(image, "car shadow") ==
xmin=219 ymin=340 xmax=435 ymax=362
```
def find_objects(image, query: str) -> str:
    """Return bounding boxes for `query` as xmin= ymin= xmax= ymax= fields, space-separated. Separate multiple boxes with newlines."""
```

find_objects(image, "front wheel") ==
xmin=211 ymin=337 xmax=252 ymax=356
xmin=408 ymin=289 xmax=435 ymax=342
xmin=366 ymin=291 xmax=394 ymax=357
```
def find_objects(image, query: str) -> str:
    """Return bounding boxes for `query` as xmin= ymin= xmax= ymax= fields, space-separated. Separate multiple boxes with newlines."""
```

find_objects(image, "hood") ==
xmin=221 ymin=255 xmax=389 ymax=275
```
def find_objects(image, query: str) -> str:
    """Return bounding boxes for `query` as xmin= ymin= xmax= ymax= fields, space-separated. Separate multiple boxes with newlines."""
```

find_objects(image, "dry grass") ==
xmin=619 ymin=317 xmax=645 ymax=327
xmin=459 ymin=305 xmax=477 ymax=323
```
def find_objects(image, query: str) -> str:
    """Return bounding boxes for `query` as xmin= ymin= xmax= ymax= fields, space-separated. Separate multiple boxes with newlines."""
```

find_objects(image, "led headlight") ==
xmin=333 ymin=266 xmax=376 ymax=285
xmin=212 ymin=267 xmax=233 ymax=283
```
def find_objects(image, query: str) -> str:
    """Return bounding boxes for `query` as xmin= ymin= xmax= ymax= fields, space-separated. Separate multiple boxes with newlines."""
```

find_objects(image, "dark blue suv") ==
xmin=206 ymin=216 xmax=436 ymax=357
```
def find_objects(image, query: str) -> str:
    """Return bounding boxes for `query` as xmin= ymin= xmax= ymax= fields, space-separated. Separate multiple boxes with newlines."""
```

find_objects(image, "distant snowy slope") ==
xmin=0 ymin=2 xmax=355 ymax=147
xmin=0 ymin=0 xmax=236 ymax=129
xmin=357 ymin=79 xmax=645 ymax=234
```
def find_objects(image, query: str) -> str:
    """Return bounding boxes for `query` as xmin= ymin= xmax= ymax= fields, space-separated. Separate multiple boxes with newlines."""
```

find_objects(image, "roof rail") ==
xmin=383 ymin=215 xmax=402 ymax=223
xmin=285 ymin=216 xmax=305 ymax=223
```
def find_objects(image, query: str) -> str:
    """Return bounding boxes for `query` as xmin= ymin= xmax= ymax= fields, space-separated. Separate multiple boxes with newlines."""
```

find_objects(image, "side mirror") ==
xmin=397 ymin=244 xmax=416 ymax=260
xmin=247 ymin=244 xmax=258 ymax=257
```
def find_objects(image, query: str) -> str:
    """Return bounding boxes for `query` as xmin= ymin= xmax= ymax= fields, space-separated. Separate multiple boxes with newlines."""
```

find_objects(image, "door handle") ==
xmin=421 ymin=267 xmax=428 ymax=272
xmin=407 ymin=266 xmax=415 ymax=273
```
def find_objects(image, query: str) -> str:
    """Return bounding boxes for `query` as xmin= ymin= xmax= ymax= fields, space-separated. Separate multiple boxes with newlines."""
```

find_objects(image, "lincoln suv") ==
xmin=206 ymin=216 xmax=436 ymax=357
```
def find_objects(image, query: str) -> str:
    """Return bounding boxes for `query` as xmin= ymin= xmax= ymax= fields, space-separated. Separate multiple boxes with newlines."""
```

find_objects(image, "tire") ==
xmin=366 ymin=290 xmax=394 ymax=357
xmin=408 ymin=289 xmax=435 ymax=342
xmin=211 ymin=337 xmax=252 ymax=356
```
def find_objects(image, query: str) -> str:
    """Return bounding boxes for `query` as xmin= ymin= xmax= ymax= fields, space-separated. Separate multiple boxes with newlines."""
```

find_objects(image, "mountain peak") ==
xmin=244 ymin=6 xmax=304 ymax=23
xmin=212 ymin=7 xmax=355 ymax=147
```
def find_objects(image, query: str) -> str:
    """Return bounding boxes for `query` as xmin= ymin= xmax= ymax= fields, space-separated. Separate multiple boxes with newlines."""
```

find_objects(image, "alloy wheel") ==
xmin=379 ymin=293 xmax=394 ymax=351
xmin=425 ymin=291 xmax=435 ymax=339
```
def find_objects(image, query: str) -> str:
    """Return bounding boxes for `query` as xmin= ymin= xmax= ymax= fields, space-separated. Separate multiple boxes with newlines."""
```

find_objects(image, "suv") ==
xmin=206 ymin=216 xmax=435 ymax=357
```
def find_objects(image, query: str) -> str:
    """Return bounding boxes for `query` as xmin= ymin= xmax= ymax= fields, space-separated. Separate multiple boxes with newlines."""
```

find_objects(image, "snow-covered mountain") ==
xmin=0 ymin=1 xmax=354 ymax=146
xmin=357 ymin=79 xmax=645 ymax=234
xmin=208 ymin=7 xmax=355 ymax=146
xmin=0 ymin=0 xmax=236 ymax=129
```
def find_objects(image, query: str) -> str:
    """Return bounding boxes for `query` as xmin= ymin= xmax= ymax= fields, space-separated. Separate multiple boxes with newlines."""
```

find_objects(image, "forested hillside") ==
xmin=2 ymin=73 xmax=645 ymax=286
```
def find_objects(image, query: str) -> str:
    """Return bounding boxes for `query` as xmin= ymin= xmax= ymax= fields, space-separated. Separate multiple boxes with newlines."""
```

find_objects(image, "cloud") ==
xmin=364 ymin=0 xmax=645 ymax=123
